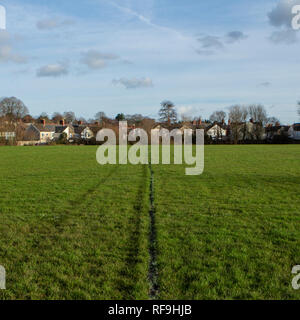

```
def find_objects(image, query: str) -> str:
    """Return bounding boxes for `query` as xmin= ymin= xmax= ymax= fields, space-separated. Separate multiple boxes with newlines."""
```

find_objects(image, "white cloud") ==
xmin=112 ymin=77 xmax=153 ymax=89
xmin=178 ymin=106 xmax=203 ymax=120
xmin=81 ymin=50 xmax=119 ymax=70
xmin=37 ymin=63 xmax=69 ymax=77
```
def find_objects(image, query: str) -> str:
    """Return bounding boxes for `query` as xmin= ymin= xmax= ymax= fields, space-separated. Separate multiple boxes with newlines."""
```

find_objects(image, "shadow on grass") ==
xmin=115 ymin=165 xmax=148 ymax=299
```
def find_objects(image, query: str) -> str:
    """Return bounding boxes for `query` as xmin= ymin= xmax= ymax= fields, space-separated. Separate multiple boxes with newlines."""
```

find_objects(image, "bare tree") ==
xmin=248 ymin=104 xmax=267 ymax=141
xmin=37 ymin=112 xmax=49 ymax=123
xmin=95 ymin=112 xmax=107 ymax=124
xmin=228 ymin=105 xmax=248 ymax=144
xmin=267 ymin=117 xmax=280 ymax=126
xmin=209 ymin=110 xmax=226 ymax=123
xmin=0 ymin=97 xmax=29 ymax=123
xmin=126 ymin=114 xmax=144 ymax=125
xmin=63 ymin=111 xmax=76 ymax=124
xmin=159 ymin=100 xmax=177 ymax=127
xmin=52 ymin=112 xmax=64 ymax=124
xmin=77 ymin=117 xmax=87 ymax=124
xmin=298 ymin=101 xmax=300 ymax=119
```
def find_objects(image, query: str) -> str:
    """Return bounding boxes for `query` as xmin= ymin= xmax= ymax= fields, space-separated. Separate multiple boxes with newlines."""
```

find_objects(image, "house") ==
xmin=73 ymin=125 xmax=86 ymax=140
xmin=81 ymin=127 xmax=95 ymax=140
xmin=24 ymin=120 xmax=75 ymax=143
xmin=0 ymin=131 xmax=16 ymax=140
xmin=206 ymin=122 xmax=227 ymax=140
xmin=227 ymin=119 xmax=266 ymax=142
xmin=53 ymin=121 xmax=75 ymax=140
xmin=24 ymin=122 xmax=56 ymax=143
xmin=288 ymin=123 xmax=300 ymax=140
xmin=0 ymin=123 xmax=16 ymax=141
xmin=265 ymin=125 xmax=290 ymax=142
xmin=73 ymin=124 xmax=101 ymax=141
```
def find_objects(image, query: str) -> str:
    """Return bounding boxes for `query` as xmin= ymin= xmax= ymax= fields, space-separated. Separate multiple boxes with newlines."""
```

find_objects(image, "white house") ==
xmin=206 ymin=123 xmax=227 ymax=140
xmin=288 ymin=124 xmax=300 ymax=140
xmin=53 ymin=125 xmax=75 ymax=140
xmin=81 ymin=127 xmax=95 ymax=140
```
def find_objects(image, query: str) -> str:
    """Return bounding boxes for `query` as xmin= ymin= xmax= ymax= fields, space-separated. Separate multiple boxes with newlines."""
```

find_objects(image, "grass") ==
xmin=153 ymin=145 xmax=300 ymax=299
xmin=0 ymin=146 xmax=150 ymax=299
xmin=0 ymin=145 xmax=300 ymax=299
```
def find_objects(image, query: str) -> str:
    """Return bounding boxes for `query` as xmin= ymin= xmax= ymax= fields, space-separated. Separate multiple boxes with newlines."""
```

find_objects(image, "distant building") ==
xmin=288 ymin=123 xmax=300 ymax=141
xmin=206 ymin=122 xmax=227 ymax=141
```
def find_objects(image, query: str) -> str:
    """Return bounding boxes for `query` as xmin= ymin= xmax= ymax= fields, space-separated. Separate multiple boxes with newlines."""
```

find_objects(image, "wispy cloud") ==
xmin=0 ymin=30 xmax=27 ymax=64
xmin=226 ymin=31 xmax=248 ymax=43
xmin=36 ymin=18 xmax=75 ymax=30
xmin=258 ymin=82 xmax=271 ymax=88
xmin=37 ymin=63 xmax=69 ymax=77
xmin=113 ymin=77 xmax=153 ymax=89
xmin=81 ymin=50 xmax=119 ymax=70
xmin=196 ymin=31 xmax=248 ymax=55
xmin=269 ymin=29 xmax=298 ymax=44
xmin=106 ymin=0 xmax=187 ymax=40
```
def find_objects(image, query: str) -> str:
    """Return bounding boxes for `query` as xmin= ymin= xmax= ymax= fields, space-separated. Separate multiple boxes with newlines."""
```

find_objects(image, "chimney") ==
xmin=60 ymin=119 xmax=65 ymax=126
xmin=193 ymin=119 xmax=197 ymax=126
xmin=199 ymin=118 xmax=202 ymax=126
xmin=78 ymin=121 xmax=82 ymax=125
xmin=41 ymin=119 xmax=46 ymax=126
xmin=228 ymin=119 xmax=231 ymax=126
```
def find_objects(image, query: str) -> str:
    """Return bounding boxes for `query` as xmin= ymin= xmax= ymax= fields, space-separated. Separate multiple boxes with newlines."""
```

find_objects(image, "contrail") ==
xmin=106 ymin=0 xmax=188 ymax=40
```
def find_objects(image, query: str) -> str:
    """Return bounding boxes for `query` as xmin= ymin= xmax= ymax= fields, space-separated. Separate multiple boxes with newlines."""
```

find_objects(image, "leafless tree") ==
xmin=228 ymin=105 xmax=248 ymax=144
xmin=95 ymin=112 xmax=107 ymax=124
xmin=209 ymin=110 xmax=227 ymax=123
xmin=267 ymin=117 xmax=280 ymax=126
xmin=77 ymin=117 xmax=87 ymax=124
xmin=0 ymin=97 xmax=29 ymax=123
xmin=52 ymin=112 xmax=64 ymax=124
xmin=126 ymin=114 xmax=144 ymax=125
xmin=159 ymin=100 xmax=177 ymax=127
xmin=297 ymin=101 xmax=300 ymax=119
xmin=63 ymin=111 xmax=76 ymax=124
xmin=248 ymin=104 xmax=267 ymax=141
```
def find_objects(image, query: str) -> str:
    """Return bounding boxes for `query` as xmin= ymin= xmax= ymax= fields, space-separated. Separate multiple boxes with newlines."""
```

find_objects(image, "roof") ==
xmin=55 ymin=126 xmax=68 ymax=134
xmin=206 ymin=122 xmax=228 ymax=131
xmin=89 ymin=126 xmax=102 ymax=135
xmin=35 ymin=124 xmax=56 ymax=132
xmin=73 ymin=125 xmax=86 ymax=134
xmin=293 ymin=124 xmax=300 ymax=132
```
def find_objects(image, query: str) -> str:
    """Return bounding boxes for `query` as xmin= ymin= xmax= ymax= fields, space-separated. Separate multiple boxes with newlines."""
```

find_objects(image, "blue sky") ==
xmin=0 ymin=0 xmax=300 ymax=123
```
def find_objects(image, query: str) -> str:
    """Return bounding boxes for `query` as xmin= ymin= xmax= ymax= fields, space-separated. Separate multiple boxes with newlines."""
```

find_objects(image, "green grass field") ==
xmin=0 ymin=145 xmax=300 ymax=300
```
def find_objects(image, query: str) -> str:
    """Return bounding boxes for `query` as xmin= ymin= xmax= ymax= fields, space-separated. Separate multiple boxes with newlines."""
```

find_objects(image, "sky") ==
xmin=0 ymin=0 xmax=300 ymax=124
